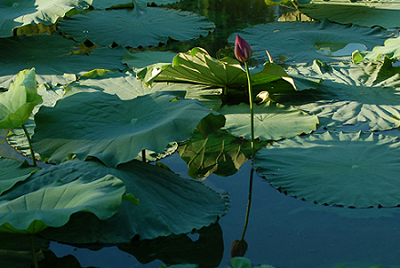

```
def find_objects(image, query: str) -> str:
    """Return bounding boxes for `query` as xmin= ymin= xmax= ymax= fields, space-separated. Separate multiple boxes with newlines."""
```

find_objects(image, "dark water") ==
xmin=50 ymin=152 xmax=400 ymax=268
xmin=5 ymin=0 xmax=400 ymax=267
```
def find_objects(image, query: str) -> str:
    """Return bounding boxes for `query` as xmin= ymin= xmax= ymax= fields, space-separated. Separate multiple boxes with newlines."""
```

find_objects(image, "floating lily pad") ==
xmin=0 ymin=175 xmax=126 ymax=234
xmin=293 ymin=60 xmax=400 ymax=131
xmin=254 ymin=131 xmax=400 ymax=208
xmin=36 ymin=159 xmax=228 ymax=243
xmin=298 ymin=0 xmax=400 ymax=28
xmin=0 ymin=34 xmax=125 ymax=88
xmin=228 ymin=20 xmax=390 ymax=64
xmin=0 ymin=0 xmax=91 ymax=38
xmin=32 ymin=91 xmax=225 ymax=167
xmin=0 ymin=157 xmax=40 ymax=195
xmin=122 ymin=50 xmax=177 ymax=71
xmin=218 ymin=102 xmax=319 ymax=141
xmin=58 ymin=7 xmax=215 ymax=47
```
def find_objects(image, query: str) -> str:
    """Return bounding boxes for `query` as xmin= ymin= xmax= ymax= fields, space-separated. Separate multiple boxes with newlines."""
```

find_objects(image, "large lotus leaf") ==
xmin=353 ymin=36 xmax=400 ymax=63
xmin=0 ymin=68 xmax=42 ymax=129
xmin=58 ymin=8 xmax=215 ymax=47
xmin=0 ymin=0 xmax=91 ymax=38
xmin=32 ymin=159 xmax=228 ymax=243
xmin=0 ymin=34 xmax=125 ymax=88
xmin=178 ymin=130 xmax=268 ymax=178
xmin=148 ymin=47 xmax=293 ymax=90
xmin=218 ymin=102 xmax=319 ymax=141
xmin=0 ymin=175 xmax=126 ymax=234
xmin=254 ymin=131 xmax=400 ymax=208
xmin=64 ymin=69 xmax=155 ymax=100
xmin=149 ymin=47 xmax=247 ymax=87
xmin=32 ymin=91 xmax=225 ymax=167
xmin=0 ymin=157 xmax=40 ymax=195
xmin=293 ymin=60 xmax=400 ymax=131
xmin=298 ymin=0 xmax=400 ymax=28
xmin=228 ymin=20 xmax=390 ymax=64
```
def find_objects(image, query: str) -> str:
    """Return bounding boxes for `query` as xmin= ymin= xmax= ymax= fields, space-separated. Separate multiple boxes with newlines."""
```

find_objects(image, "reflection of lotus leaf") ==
xmin=228 ymin=20 xmax=390 ymax=64
xmin=255 ymin=131 xmax=400 ymax=208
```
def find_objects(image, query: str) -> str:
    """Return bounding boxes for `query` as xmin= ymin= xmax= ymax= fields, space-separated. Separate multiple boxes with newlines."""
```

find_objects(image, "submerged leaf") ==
xmin=255 ymin=131 xmax=400 ymax=208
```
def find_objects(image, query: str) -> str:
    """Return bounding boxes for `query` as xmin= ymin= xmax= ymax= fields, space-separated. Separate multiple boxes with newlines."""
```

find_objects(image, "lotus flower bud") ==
xmin=234 ymin=35 xmax=252 ymax=63
xmin=231 ymin=239 xmax=248 ymax=258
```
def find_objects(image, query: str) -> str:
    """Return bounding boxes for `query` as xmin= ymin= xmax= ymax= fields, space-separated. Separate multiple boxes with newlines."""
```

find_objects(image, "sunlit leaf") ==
xmin=0 ymin=68 xmax=42 ymax=129
xmin=0 ymin=175 xmax=126 ymax=234
xmin=32 ymin=91 xmax=225 ymax=167
xmin=353 ymin=36 xmax=400 ymax=63
xmin=58 ymin=7 xmax=215 ymax=47
xmin=255 ymin=131 xmax=400 ymax=208
xmin=298 ymin=0 xmax=400 ymax=28
xmin=228 ymin=20 xmax=390 ymax=64
xmin=218 ymin=102 xmax=319 ymax=141
xmin=35 ymin=159 xmax=229 ymax=243
xmin=294 ymin=60 xmax=400 ymax=131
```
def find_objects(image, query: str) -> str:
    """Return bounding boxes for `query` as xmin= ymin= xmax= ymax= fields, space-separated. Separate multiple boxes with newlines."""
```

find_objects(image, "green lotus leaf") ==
xmin=0 ymin=34 xmax=125 ymax=88
xmin=32 ymin=91 xmax=225 ymax=167
xmin=353 ymin=36 xmax=400 ymax=63
xmin=65 ymin=69 xmax=155 ymax=100
xmin=228 ymin=20 xmax=390 ymax=64
xmin=178 ymin=130 xmax=268 ymax=178
xmin=0 ymin=0 xmax=91 ymax=38
xmin=298 ymin=0 xmax=400 ymax=28
xmin=218 ymin=102 xmax=319 ymax=141
xmin=34 ymin=159 xmax=228 ymax=243
xmin=0 ymin=157 xmax=40 ymax=196
xmin=58 ymin=7 xmax=215 ymax=47
xmin=294 ymin=60 xmax=400 ymax=131
xmin=122 ymin=50 xmax=178 ymax=71
xmin=147 ymin=47 xmax=293 ymax=90
xmin=255 ymin=131 xmax=400 ymax=208
xmin=7 ymin=118 xmax=39 ymax=161
xmin=150 ymin=47 xmax=247 ymax=87
xmin=0 ymin=68 xmax=42 ymax=129
xmin=0 ymin=174 xmax=126 ymax=234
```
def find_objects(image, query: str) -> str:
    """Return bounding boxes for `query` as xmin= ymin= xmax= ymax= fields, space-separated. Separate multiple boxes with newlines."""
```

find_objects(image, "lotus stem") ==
xmin=29 ymin=235 xmax=39 ymax=268
xmin=240 ymin=167 xmax=254 ymax=241
xmin=244 ymin=61 xmax=255 ymax=159
xmin=142 ymin=149 xmax=146 ymax=162
xmin=22 ymin=124 xmax=36 ymax=167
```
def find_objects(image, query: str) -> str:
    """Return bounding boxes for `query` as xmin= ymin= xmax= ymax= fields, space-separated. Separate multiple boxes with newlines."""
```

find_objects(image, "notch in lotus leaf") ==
xmin=0 ymin=68 xmax=43 ymax=166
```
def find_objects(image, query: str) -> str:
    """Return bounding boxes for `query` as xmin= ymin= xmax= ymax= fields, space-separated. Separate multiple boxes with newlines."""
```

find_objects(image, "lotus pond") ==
xmin=1 ymin=0 xmax=400 ymax=268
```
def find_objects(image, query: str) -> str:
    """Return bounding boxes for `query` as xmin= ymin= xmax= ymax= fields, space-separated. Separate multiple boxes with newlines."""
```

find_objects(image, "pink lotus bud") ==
xmin=234 ymin=35 xmax=252 ymax=63
xmin=231 ymin=239 xmax=248 ymax=258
